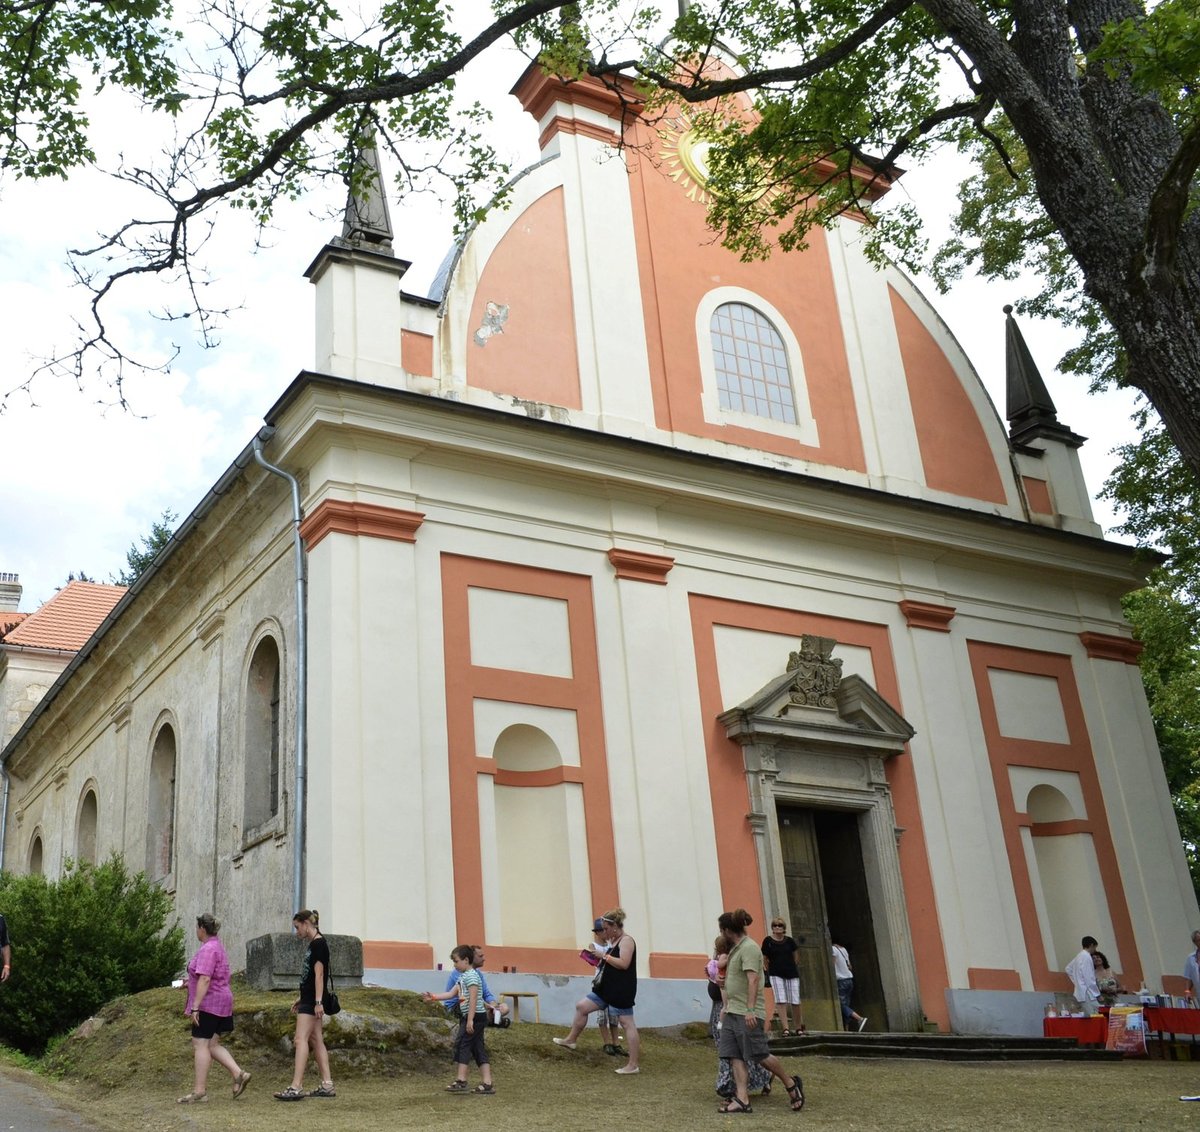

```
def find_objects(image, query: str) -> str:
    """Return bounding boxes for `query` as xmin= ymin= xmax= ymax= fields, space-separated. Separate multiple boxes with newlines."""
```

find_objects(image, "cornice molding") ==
xmin=607 ymin=548 xmax=675 ymax=584
xmin=1078 ymin=631 xmax=1143 ymax=664
xmin=898 ymin=600 xmax=956 ymax=632
xmin=299 ymin=500 xmax=425 ymax=550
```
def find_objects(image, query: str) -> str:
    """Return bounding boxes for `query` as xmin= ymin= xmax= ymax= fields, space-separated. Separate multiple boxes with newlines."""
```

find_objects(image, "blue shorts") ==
xmin=586 ymin=992 xmax=634 ymax=1017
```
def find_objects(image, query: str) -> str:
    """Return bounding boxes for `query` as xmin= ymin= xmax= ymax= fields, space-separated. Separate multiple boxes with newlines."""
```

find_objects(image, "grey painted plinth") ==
xmin=246 ymin=932 xmax=364 ymax=991
xmin=365 ymin=968 xmax=714 ymax=1028
xmin=945 ymin=989 xmax=1140 ymax=1037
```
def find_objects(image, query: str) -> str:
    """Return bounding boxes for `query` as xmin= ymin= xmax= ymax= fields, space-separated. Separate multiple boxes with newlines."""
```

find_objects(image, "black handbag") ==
xmin=323 ymin=961 xmax=341 ymax=1015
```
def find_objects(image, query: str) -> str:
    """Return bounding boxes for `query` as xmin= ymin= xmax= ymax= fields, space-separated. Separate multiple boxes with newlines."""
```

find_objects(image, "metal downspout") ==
xmin=252 ymin=430 xmax=307 ymax=915
xmin=0 ymin=764 xmax=9 ymax=873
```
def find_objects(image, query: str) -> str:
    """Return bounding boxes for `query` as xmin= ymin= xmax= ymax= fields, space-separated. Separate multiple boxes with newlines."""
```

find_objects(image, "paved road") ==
xmin=0 ymin=1063 xmax=102 ymax=1132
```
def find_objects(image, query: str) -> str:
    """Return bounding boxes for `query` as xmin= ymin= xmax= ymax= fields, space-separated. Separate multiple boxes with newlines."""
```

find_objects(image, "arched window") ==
xmin=244 ymin=635 xmax=282 ymax=835
xmin=28 ymin=832 xmax=43 ymax=875
xmin=710 ymin=302 xmax=798 ymax=423
xmin=76 ymin=788 xmax=98 ymax=864
xmin=147 ymin=723 xmax=177 ymax=881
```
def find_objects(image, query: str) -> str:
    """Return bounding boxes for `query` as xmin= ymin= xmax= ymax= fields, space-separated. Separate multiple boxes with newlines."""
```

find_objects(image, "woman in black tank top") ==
xmin=551 ymin=908 xmax=641 ymax=1074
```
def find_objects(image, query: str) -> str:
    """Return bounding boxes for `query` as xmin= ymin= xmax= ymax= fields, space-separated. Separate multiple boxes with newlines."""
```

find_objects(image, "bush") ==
xmin=0 ymin=855 xmax=183 ymax=1054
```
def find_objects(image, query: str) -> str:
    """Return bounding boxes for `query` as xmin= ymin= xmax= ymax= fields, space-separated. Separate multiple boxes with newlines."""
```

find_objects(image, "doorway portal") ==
xmin=719 ymin=639 xmax=924 ymax=1031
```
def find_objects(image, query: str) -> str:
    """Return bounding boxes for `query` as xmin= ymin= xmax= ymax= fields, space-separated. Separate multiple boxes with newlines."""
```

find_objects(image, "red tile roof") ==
xmin=0 ymin=612 xmax=27 ymax=640
xmin=3 ymin=582 xmax=126 ymax=652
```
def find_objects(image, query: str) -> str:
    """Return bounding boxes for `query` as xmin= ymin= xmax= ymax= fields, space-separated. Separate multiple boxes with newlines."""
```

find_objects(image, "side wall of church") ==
xmin=1 ymin=470 xmax=302 ymax=970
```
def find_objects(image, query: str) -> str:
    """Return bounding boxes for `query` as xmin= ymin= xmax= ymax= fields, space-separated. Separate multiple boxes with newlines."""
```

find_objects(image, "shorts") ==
xmin=586 ymin=992 xmax=635 ymax=1017
xmin=191 ymin=1011 xmax=234 ymax=1040
xmin=717 ymin=1013 xmax=771 ymax=1063
xmin=594 ymin=1006 xmax=619 ymax=1029
xmin=295 ymin=1000 xmax=319 ymax=1016
xmin=769 ymin=975 xmax=802 ymax=1005
xmin=454 ymin=1013 xmax=490 ymax=1066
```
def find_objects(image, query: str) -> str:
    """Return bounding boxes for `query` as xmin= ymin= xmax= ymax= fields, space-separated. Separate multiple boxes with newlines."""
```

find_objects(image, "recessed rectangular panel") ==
xmin=989 ymin=669 xmax=1070 ymax=744
xmin=468 ymin=587 xmax=572 ymax=676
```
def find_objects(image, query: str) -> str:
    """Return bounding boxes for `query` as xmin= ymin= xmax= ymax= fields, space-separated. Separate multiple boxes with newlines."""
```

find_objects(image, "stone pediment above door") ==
xmin=717 ymin=635 xmax=915 ymax=762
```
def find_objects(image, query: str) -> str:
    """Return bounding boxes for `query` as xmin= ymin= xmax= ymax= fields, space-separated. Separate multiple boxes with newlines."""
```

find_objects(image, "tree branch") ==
xmin=587 ymin=0 xmax=916 ymax=99
xmin=1143 ymin=114 xmax=1200 ymax=287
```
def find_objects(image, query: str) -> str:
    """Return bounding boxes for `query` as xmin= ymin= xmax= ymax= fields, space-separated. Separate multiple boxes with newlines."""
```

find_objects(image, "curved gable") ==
xmin=465 ymin=187 xmax=581 ymax=409
xmin=888 ymin=285 xmax=1007 ymax=505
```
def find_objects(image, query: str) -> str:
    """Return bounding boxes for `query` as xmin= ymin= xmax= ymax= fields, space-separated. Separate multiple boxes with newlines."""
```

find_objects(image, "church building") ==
xmin=1 ymin=64 xmax=1193 ymax=1035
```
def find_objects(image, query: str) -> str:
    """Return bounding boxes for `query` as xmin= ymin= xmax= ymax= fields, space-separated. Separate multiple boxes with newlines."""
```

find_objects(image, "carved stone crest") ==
xmin=784 ymin=635 xmax=842 ymax=710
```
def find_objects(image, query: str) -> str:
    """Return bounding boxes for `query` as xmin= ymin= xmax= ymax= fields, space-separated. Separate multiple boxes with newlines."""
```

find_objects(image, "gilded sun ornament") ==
xmin=657 ymin=114 xmax=715 ymax=204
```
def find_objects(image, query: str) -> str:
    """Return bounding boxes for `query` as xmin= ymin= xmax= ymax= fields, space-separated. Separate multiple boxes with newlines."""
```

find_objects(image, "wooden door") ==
xmin=815 ymin=808 xmax=887 ymax=1031
xmin=777 ymin=807 xmax=838 ymax=1031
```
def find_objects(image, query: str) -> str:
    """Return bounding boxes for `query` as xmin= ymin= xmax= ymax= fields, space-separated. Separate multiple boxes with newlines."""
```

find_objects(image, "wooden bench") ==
xmin=500 ymin=991 xmax=540 ymax=1023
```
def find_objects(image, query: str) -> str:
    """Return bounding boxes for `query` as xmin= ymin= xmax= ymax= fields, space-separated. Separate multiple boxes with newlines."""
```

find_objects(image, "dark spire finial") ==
xmin=339 ymin=142 xmax=394 ymax=252
xmin=1004 ymin=306 xmax=1085 ymax=449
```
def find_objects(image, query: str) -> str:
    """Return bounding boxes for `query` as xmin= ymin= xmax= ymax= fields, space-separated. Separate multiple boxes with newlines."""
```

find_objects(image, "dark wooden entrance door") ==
xmin=814 ymin=808 xmax=886 ymax=1031
xmin=777 ymin=807 xmax=838 ymax=1031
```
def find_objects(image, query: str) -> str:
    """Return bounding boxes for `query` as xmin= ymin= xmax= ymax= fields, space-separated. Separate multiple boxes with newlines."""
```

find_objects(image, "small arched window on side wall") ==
xmin=696 ymin=289 xmax=819 ymax=446
xmin=147 ymin=722 xmax=177 ymax=882
xmin=28 ymin=831 xmax=43 ymax=876
xmin=244 ymin=635 xmax=282 ymax=841
xmin=76 ymin=787 xmax=98 ymax=865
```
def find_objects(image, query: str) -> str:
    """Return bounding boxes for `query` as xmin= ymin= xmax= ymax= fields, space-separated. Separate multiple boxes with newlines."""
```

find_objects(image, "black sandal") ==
xmin=718 ymin=1097 xmax=753 ymax=1114
xmin=786 ymin=1079 xmax=805 ymax=1112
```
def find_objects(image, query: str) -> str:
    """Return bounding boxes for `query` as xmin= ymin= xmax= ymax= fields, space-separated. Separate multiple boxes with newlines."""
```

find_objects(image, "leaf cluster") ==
xmin=0 ymin=855 xmax=184 ymax=1055
xmin=0 ymin=1 xmax=181 ymax=179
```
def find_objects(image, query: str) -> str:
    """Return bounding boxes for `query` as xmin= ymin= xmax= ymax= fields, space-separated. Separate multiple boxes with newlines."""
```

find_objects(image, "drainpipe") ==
xmin=0 ymin=762 xmax=9 ymax=873
xmin=252 ymin=429 xmax=308 ymax=915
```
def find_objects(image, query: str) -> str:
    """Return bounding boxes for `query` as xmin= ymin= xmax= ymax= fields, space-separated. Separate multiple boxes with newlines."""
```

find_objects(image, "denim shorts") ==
xmin=586 ymin=992 xmax=634 ymax=1017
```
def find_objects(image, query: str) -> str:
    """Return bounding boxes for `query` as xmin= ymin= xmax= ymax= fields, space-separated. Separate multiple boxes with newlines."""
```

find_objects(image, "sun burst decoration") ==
xmin=656 ymin=113 xmax=716 ymax=204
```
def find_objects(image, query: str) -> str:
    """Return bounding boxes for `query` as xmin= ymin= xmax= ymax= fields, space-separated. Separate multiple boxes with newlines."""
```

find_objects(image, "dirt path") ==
xmin=0 ymin=1062 xmax=103 ymax=1132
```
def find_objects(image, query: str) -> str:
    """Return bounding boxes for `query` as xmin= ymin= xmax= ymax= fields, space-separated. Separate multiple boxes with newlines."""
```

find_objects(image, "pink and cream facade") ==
xmin=3 ymin=66 xmax=1193 ymax=1033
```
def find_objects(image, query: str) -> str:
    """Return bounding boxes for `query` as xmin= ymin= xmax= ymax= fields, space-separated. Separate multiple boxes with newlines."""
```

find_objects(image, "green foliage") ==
xmin=0 ymin=856 xmax=184 ymax=1055
xmin=0 ymin=1 xmax=180 ymax=179
xmin=1090 ymin=0 xmax=1200 ymax=125
xmin=110 ymin=509 xmax=178 ymax=588
xmin=1122 ymin=581 xmax=1200 ymax=896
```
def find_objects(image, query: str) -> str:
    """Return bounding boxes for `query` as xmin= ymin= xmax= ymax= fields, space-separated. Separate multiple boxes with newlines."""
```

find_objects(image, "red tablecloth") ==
xmin=1144 ymin=1006 xmax=1200 ymax=1036
xmin=1043 ymin=1016 xmax=1107 ymax=1044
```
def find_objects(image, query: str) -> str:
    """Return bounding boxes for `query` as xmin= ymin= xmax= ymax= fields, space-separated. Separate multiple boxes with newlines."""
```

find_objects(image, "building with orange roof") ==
xmin=1 ymin=64 xmax=1193 ymax=1037
xmin=0 ymin=580 xmax=125 ymax=750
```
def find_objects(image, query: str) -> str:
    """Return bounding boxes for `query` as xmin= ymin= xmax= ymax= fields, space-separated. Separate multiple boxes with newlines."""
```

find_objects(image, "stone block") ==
xmin=245 ymin=932 xmax=364 ymax=991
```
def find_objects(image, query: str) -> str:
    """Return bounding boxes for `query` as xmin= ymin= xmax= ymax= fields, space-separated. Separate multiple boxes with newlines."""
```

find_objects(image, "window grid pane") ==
xmin=711 ymin=303 xmax=797 ymax=424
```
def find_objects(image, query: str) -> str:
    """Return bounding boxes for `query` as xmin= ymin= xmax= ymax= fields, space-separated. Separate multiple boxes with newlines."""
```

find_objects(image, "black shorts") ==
xmin=192 ymin=1011 xmax=234 ymax=1039
xmin=295 ymin=1000 xmax=319 ymax=1016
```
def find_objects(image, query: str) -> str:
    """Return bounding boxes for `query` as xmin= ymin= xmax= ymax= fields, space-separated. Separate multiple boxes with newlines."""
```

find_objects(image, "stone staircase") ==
xmin=770 ymin=1030 xmax=1122 ymax=1062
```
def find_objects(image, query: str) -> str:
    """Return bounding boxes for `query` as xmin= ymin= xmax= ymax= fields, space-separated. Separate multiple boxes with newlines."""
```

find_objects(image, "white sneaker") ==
xmin=552 ymin=1038 xmax=577 ymax=1050
xmin=857 ymin=1016 xmax=868 ymax=1032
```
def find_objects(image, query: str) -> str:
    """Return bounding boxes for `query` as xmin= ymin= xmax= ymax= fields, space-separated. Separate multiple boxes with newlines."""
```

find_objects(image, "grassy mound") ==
xmin=40 ymin=977 xmax=460 ymax=1090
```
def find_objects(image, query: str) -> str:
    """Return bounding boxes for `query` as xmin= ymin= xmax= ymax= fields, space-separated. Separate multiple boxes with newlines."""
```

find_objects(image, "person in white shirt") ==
xmin=1183 ymin=930 xmax=1200 ymax=998
xmin=831 ymin=940 xmax=867 ymax=1032
xmin=1065 ymin=935 xmax=1100 ymax=1010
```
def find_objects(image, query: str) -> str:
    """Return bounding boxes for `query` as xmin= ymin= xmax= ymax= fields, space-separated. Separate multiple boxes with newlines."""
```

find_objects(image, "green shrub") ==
xmin=0 ymin=855 xmax=183 ymax=1054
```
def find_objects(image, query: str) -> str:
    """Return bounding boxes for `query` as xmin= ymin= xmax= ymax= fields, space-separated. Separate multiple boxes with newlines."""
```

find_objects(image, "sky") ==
xmin=0 ymin=8 xmax=1143 ymax=612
